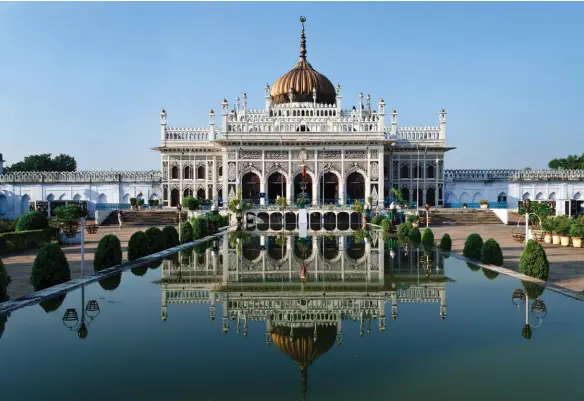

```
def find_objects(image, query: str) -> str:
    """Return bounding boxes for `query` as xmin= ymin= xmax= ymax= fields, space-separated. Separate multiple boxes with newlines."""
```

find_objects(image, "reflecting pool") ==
xmin=1 ymin=232 xmax=583 ymax=401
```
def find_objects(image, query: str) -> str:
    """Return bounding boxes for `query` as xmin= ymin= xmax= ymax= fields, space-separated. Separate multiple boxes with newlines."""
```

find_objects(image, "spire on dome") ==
xmin=299 ymin=16 xmax=307 ymax=61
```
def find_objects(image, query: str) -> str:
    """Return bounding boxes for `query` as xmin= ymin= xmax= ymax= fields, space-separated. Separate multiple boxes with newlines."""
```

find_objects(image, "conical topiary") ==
xmin=518 ymin=240 xmax=549 ymax=280
xmin=93 ymin=234 xmax=122 ymax=272
xmin=30 ymin=243 xmax=71 ymax=291
xmin=463 ymin=233 xmax=483 ymax=260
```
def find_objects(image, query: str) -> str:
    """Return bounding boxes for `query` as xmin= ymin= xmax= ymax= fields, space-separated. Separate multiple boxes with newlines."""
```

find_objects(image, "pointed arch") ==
xmin=522 ymin=192 xmax=531 ymax=200
xmin=574 ymin=192 xmax=582 ymax=200
xmin=98 ymin=193 xmax=108 ymax=203
xmin=445 ymin=192 xmax=457 ymax=203
xmin=21 ymin=194 xmax=30 ymax=214
xmin=46 ymin=193 xmax=55 ymax=202
xmin=73 ymin=194 xmax=82 ymax=201
xmin=459 ymin=192 xmax=470 ymax=203
xmin=535 ymin=192 xmax=544 ymax=200
xmin=472 ymin=192 xmax=483 ymax=203
xmin=0 ymin=194 xmax=8 ymax=215
xmin=548 ymin=192 xmax=556 ymax=200
xmin=59 ymin=193 xmax=67 ymax=200
xmin=122 ymin=193 xmax=130 ymax=204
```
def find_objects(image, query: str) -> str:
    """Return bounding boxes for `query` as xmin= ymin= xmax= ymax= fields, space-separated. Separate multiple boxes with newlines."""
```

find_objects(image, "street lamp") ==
xmin=511 ymin=287 xmax=548 ymax=340
xmin=62 ymin=285 xmax=100 ymax=339
xmin=424 ymin=203 xmax=430 ymax=228
xmin=524 ymin=199 xmax=531 ymax=243
xmin=177 ymin=203 xmax=183 ymax=243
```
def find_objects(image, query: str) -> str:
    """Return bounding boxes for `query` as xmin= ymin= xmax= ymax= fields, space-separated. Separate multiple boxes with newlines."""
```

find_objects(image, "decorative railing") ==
xmin=0 ymin=170 xmax=162 ymax=183
xmin=165 ymin=128 xmax=209 ymax=141
xmin=96 ymin=203 xmax=131 ymax=210
xmin=444 ymin=202 xmax=508 ymax=209
xmin=384 ymin=126 xmax=441 ymax=142
xmin=446 ymin=169 xmax=584 ymax=182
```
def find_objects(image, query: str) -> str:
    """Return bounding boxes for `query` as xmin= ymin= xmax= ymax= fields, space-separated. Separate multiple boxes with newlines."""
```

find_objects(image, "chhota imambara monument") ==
xmin=1 ymin=16 xmax=584 ymax=220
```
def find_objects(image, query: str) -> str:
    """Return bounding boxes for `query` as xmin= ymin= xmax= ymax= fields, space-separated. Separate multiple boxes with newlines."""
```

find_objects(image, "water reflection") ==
xmin=160 ymin=233 xmax=448 ymax=398
xmin=62 ymin=285 xmax=100 ymax=339
xmin=512 ymin=283 xmax=548 ymax=340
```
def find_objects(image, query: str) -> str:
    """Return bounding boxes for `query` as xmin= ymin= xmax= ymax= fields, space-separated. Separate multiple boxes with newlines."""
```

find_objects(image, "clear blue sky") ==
xmin=1 ymin=1 xmax=582 ymax=171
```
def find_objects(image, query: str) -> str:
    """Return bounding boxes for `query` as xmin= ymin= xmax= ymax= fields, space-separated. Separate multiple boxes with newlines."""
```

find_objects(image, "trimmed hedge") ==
xmin=481 ymin=238 xmax=503 ymax=266
xmin=439 ymin=233 xmax=452 ymax=251
xmin=408 ymin=227 xmax=421 ymax=245
xmin=145 ymin=227 xmax=165 ymax=254
xmin=519 ymin=240 xmax=549 ymax=280
xmin=30 ymin=243 xmax=71 ymax=291
xmin=162 ymin=226 xmax=180 ymax=249
xmin=371 ymin=215 xmax=382 ymax=226
xmin=381 ymin=219 xmax=390 ymax=232
xmin=522 ymin=280 xmax=545 ymax=299
xmin=0 ymin=228 xmax=58 ymax=255
xmin=463 ymin=233 xmax=483 ymax=260
xmin=39 ymin=294 xmax=67 ymax=314
xmin=131 ymin=266 xmax=148 ymax=276
xmin=0 ymin=258 xmax=10 ymax=297
xmin=127 ymin=231 xmax=150 ymax=261
xmin=93 ymin=234 xmax=122 ymax=272
xmin=192 ymin=217 xmax=208 ymax=240
xmin=98 ymin=273 xmax=122 ymax=292
xmin=482 ymin=268 xmax=499 ymax=280
xmin=180 ymin=221 xmax=194 ymax=244
xmin=15 ymin=211 xmax=48 ymax=232
xmin=397 ymin=221 xmax=413 ymax=239
xmin=421 ymin=228 xmax=434 ymax=248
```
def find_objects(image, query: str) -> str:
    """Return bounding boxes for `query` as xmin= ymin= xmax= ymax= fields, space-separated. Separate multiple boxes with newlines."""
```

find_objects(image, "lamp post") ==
xmin=424 ymin=203 xmax=430 ymax=228
xmin=177 ymin=203 xmax=182 ymax=243
xmin=62 ymin=285 xmax=100 ymax=339
xmin=416 ymin=143 xmax=420 ymax=214
xmin=524 ymin=199 xmax=531 ymax=243
xmin=511 ymin=287 xmax=547 ymax=339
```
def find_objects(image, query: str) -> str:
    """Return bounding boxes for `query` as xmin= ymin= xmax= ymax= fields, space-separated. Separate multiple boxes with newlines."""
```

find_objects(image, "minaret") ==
xmin=312 ymin=87 xmax=317 ymax=108
xmin=242 ymin=92 xmax=247 ymax=116
xmin=160 ymin=109 xmax=167 ymax=145
xmin=161 ymin=283 xmax=167 ymax=321
xmin=208 ymin=109 xmax=215 ymax=139
xmin=391 ymin=109 xmax=398 ymax=137
xmin=358 ymin=92 xmax=363 ymax=119
xmin=221 ymin=98 xmax=228 ymax=136
xmin=439 ymin=288 xmax=447 ymax=320
xmin=391 ymin=292 xmax=398 ymax=320
xmin=265 ymin=83 xmax=271 ymax=110
xmin=378 ymin=99 xmax=385 ymax=133
xmin=335 ymin=84 xmax=342 ymax=112
xmin=439 ymin=109 xmax=447 ymax=142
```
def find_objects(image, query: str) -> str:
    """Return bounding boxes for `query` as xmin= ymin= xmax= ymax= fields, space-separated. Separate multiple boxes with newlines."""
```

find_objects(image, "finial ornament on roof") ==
xmin=299 ymin=16 xmax=307 ymax=61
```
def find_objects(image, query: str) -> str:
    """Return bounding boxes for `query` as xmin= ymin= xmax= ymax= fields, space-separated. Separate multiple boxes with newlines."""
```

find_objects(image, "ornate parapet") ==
xmin=165 ymin=127 xmax=209 ymax=141
xmin=384 ymin=126 xmax=441 ymax=142
xmin=445 ymin=169 xmax=584 ymax=182
xmin=0 ymin=170 xmax=162 ymax=183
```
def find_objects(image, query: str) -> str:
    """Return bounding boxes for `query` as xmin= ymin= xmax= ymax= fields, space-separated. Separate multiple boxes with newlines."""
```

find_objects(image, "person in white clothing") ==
xmin=118 ymin=210 xmax=123 ymax=230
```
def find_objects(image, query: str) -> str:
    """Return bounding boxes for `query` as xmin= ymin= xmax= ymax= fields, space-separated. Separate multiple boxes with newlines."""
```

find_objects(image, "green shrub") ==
xmin=184 ymin=196 xmax=201 ymax=211
xmin=15 ymin=211 xmax=48 ymax=232
xmin=522 ymin=280 xmax=545 ymax=299
xmin=439 ymin=233 xmax=452 ymax=251
xmin=421 ymin=228 xmax=434 ymax=248
xmin=518 ymin=240 xmax=549 ymax=280
xmin=554 ymin=216 xmax=572 ymax=236
xmin=381 ymin=219 xmax=391 ymax=232
xmin=127 ymin=231 xmax=150 ymax=261
xmin=136 ymin=198 xmax=145 ymax=207
xmin=30 ymin=243 xmax=71 ymax=291
xmin=482 ymin=268 xmax=499 ymax=280
xmin=145 ymin=227 xmax=165 ymax=254
xmin=162 ymin=226 xmax=180 ymax=249
xmin=541 ymin=216 xmax=555 ymax=234
xmin=397 ymin=221 xmax=413 ymax=239
xmin=408 ymin=227 xmax=421 ymax=245
xmin=463 ymin=233 xmax=483 ymax=260
xmin=570 ymin=221 xmax=584 ymax=238
xmin=39 ymin=294 xmax=66 ymax=314
xmin=0 ymin=228 xmax=58 ymax=255
xmin=93 ymin=234 xmax=122 ymax=272
xmin=0 ymin=258 xmax=10 ymax=297
xmin=0 ymin=220 xmax=16 ymax=234
xmin=148 ymin=199 xmax=155 ymax=207
xmin=129 ymin=198 xmax=137 ymax=207
xmin=466 ymin=262 xmax=481 ymax=271
xmin=98 ymin=273 xmax=122 ymax=291
xmin=131 ymin=266 xmax=148 ymax=276
xmin=371 ymin=215 xmax=382 ymax=226
xmin=407 ymin=214 xmax=419 ymax=223
xmin=481 ymin=238 xmax=504 ymax=266
xmin=192 ymin=217 xmax=208 ymax=240
xmin=53 ymin=204 xmax=84 ymax=222
xmin=180 ymin=221 xmax=194 ymax=244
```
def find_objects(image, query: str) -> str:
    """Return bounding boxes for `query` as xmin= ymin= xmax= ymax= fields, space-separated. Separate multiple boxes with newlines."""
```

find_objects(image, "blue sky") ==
xmin=1 ymin=1 xmax=582 ymax=171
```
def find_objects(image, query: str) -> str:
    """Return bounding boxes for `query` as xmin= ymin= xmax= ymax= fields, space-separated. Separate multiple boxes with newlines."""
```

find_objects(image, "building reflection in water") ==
xmin=160 ymin=233 xmax=448 ymax=399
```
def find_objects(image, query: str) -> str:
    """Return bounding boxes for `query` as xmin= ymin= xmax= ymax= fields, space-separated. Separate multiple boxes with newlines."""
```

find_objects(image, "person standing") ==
xmin=118 ymin=210 xmax=123 ymax=230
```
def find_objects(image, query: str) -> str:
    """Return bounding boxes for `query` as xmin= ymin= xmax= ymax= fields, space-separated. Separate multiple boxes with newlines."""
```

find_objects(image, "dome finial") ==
xmin=299 ymin=16 xmax=307 ymax=61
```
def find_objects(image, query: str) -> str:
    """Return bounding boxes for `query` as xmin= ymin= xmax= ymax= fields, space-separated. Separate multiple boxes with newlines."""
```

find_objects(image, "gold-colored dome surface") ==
xmin=270 ymin=18 xmax=336 ymax=105
xmin=271 ymin=325 xmax=337 ymax=367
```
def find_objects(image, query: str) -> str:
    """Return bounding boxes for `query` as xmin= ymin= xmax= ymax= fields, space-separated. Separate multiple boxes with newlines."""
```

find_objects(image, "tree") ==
xmin=5 ymin=153 xmax=77 ymax=173
xmin=548 ymin=153 xmax=584 ymax=170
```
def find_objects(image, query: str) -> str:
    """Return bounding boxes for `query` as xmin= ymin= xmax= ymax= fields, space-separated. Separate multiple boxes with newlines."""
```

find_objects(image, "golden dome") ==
xmin=270 ymin=17 xmax=337 ymax=105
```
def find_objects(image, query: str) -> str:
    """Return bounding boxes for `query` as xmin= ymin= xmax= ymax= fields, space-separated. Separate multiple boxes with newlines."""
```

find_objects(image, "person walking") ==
xmin=118 ymin=210 xmax=123 ymax=230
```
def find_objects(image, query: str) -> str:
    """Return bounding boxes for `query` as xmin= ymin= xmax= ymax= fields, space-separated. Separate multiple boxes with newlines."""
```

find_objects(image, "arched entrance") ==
xmin=184 ymin=188 xmax=193 ymax=198
xmin=241 ymin=172 xmax=261 ymax=202
xmin=0 ymin=194 xmax=7 ymax=215
xmin=426 ymin=188 xmax=436 ymax=206
xmin=196 ymin=188 xmax=205 ymax=200
xmin=21 ymin=194 xmax=30 ymax=215
xmin=294 ymin=173 xmax=312 ymax=203
xmin=346 ymin=172 xmax=365 ymax=204
xmin=319 ymin=172 xmax=339 ymax=205
xmin=170 ymin=188 xmax=180 ymax=207
xmin=267 ymin=172 xmax=286 ymax=203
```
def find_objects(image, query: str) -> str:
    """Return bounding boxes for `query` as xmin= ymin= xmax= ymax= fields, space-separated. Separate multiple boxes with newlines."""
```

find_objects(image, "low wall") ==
xmin=491 ymin=208 xmax=509 ymax=224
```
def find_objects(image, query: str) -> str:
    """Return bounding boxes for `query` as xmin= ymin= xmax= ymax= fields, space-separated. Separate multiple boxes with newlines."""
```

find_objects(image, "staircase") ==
xmin=100 ymin=210 xmax=188 ymax=227
xmin=429 ymin=209 xmax=503 ymax=225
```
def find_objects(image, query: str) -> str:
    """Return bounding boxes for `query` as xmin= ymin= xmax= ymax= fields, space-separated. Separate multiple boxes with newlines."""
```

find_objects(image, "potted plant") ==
xmin=365 ymin=196 xmax=372 ymax=215
xmin=136 ymin=198 xmax=145 ymax=209
xmin=129 ymin=197 xmax=137 ymax=210
xmin=154 ymin=199 xmax=160 ymax=209
xmin=408 ymin=214 xmax=420 ymax=228
xmin=570 ymin=221 xmax=584 ymax=248
xmin=478 ymin=200 xmax=489 ymax=209
xmin=296 ymin=194 xmax=307 ymax=209
xmin=555 ymin=216 xmax=572 ymax=246
xmin=275 ymin=196 xmax=287 ymax=211
xmin=148 ymin=199 xmax=155 ymax=208
xmin=54 ymin=204 xmax=85 ymax=244
xmin=462 ymin=203 xmax=468 ymax=209
xmin=353 ymin=199 xmax=365 ymax=225
xmin=541 ymin=216 xmax=554 ymax=244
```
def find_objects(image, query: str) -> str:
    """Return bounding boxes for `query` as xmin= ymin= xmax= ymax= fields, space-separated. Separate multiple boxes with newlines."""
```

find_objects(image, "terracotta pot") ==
xmin=552 ymin=234 xmax=561 ymax=245
xmin=573 ymin=237 xmax=582 ymax=248
xmin=544 ymin=233 xmax=552 ymax=243
xmin=561 ymin=235 xmax=571 ymax=247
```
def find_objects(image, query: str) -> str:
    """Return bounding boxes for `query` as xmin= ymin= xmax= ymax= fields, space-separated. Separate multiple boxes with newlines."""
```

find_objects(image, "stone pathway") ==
xmin=1 ymin=225 xmax=165 ymax=300
xmin=429 ymin=224 xmax=584 ymax=293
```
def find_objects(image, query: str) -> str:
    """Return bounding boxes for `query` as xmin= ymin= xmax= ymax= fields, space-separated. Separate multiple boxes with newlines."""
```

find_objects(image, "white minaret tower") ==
xmin=221 ymin=98 xmax=229 ymax=135
xmin=377 ymin=99 xmax=385 ymax=132
xmin=358 ymin=92 xmax=363 ymax=119
xmin=391 ymin=109 xmax=398 ymax=137
xmin=242 ymin=92 xmax=247 ymax=114
xmin=312 ymin=86 xmax=317 ymax=107
xmin=439 ymin=109 xmax=447 ymax=142
xmin=335 ymin=83 xmax=342 ymax=112
xmin=209 ymin=109 xmax=216 ymax=139
xmin=160 ymin=109 xmax=167 ymax=145
xmin=264 ymin=84 xmax=271 ymax=110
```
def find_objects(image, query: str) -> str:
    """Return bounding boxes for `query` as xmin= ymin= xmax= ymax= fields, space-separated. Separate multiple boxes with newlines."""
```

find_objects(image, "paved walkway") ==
xmin=429 ymin=224 xmax=584 ymax=293
xmin=1 ymin=225 xmax=164 ymax=300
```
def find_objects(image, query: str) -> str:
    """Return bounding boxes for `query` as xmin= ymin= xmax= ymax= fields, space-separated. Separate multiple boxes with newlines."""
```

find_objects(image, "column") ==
xmin=161 ymin=283 xmax=168 ymax=321
xmin=366 ymin=147 xmax=371 ymax=203
xmin=212 ymin=156 xmax=217 ymax=204
xmin=166 ymin=155 xmax=171 ymax=206
xmin=313 ymin=150 xmax=318 ymax=206
xmin=222 ymin=150 xmax=228 ymax=206
xmin=439 ymin=288 xmax=446 ymax=319
xmin=378 ymin=232 xmax=384 ymax=284
xmin=378 ymin=147 xmax=384 ymax=208
xmin=287 ymin=150 xmax=293 ymax=204
xmin=340 ymin=148 xmax=345 ymax=205
xmin=435 ymin=154 xmax=440 ymax=207
xmin=179 ymin=152 xmax=184 ymax=205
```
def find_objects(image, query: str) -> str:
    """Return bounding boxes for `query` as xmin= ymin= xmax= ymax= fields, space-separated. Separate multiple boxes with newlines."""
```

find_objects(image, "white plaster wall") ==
xmin=0 ymin=182 xmax=161 ymax=220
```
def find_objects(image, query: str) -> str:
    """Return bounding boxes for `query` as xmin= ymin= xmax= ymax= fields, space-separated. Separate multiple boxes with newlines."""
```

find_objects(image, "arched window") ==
xmin=184 ymin=166 xmax=192 ymax=179
xmin=498 ymin=192 xmax=507 ymax=203
xmin=400 ymin=165 xmax=409 ymax=179
xmin=218 ymin=166 xmax=223 ymax=177
xmin=197 ymin=165 xmax=205 ymax=179
xmin=427 ymin=165 xmax=435 ymax=179
xmin=171 ymin=166 xmax=179 ymax=179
